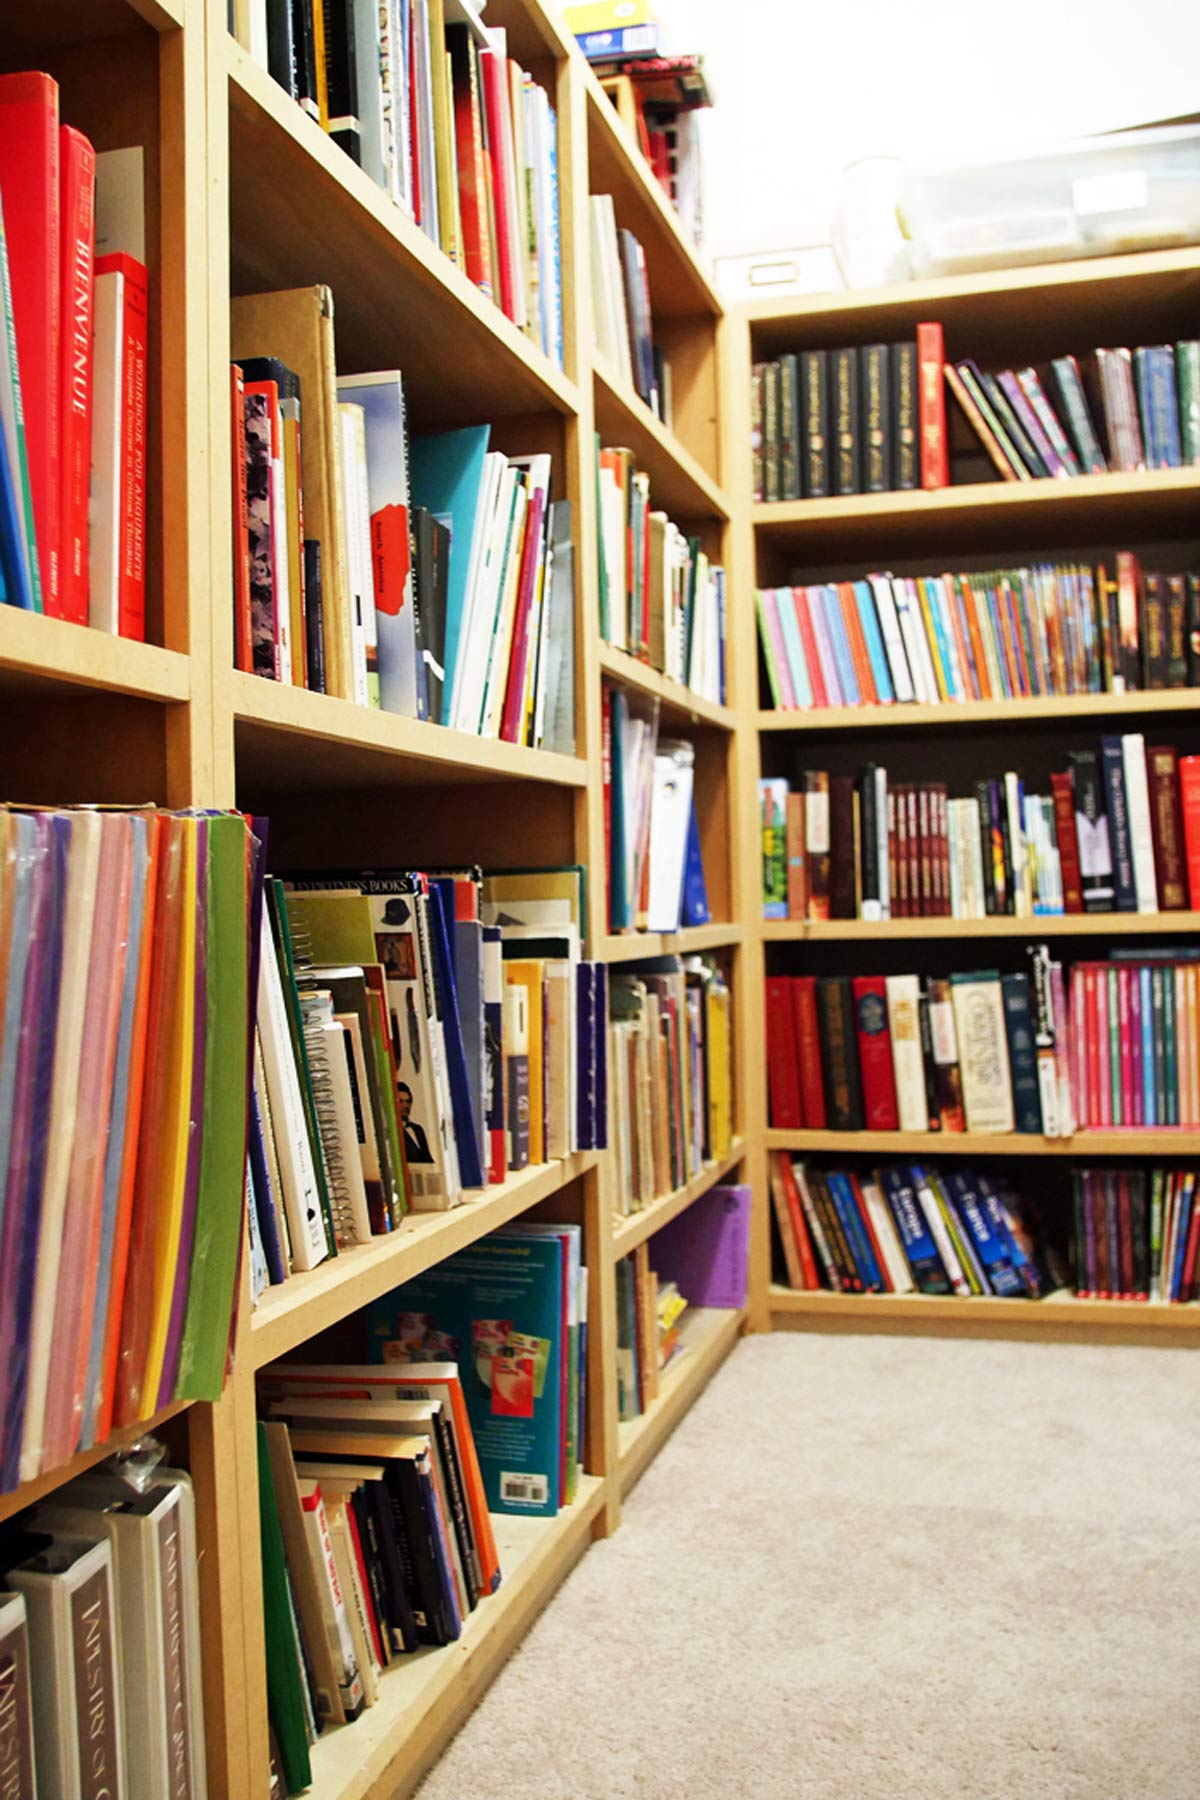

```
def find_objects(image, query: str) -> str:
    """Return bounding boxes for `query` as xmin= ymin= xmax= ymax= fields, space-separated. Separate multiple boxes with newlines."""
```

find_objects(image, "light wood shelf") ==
xmin=593 ymin=356 xmax=728 ymax=521
xmin=0 ymin=1398 xmax=194 ymax=1528
xmin=767 ymin=1128 xmax=1200 ymax=1157
xmin=611 ymin=1140 xmax=746 ymax=1258
xmin=617 ymin=1306 xmax=744 ymax=1493
xmin=598 ymin=642 xmax=734 ymax=732
xmin=0 ymin=607 xmax=190 ymax=702
xmin=756 ymin=688 xmax=1200 ymax=734
xmin=768 ymin=1285 xmax=1200 ymax=1343
xmin=763 ymin=913 xmax=1200 ymax=941
xmin=250 ymin=1153 xmax=598 ymax=1369
xmin=301 ymin=1477 xmax=607 ymax=1800
xmin=601 ymin=922 xmax=743 ymax=962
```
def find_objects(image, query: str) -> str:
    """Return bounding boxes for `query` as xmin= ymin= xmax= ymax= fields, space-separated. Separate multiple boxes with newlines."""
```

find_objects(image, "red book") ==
xmin=765 ymin=976 xmax=803 ymax=1128
xmin=905 ymin=785 xmax=920 ymax=919
xmin=778 ymin=1157 xmax=820 ymax=1289
xmin=602 ymin=686 xmax=613 ymax=929
xmin=448 ymin=29 xmax=494 ymax=299
xmin=792 ymin=976 xmax=826 ymax=1130
xmin=1180 ymin=1192 xmax=1200 ymax=1302
xmin=1049 ymin=771 xmax=1084 ymax=912
xmin=500 ymin=483 xmax=547 ymax=742
xmin=793 ymin=588 xmax=829 ymax=709
xmin=886 ymin=787 xmax=900 ymax=919
xmin=0 ymin=72 xmax=60 ymax=610
xmin=230 ymin=365 xmax=253 ymax=672
xmin=478 ymin=49 xmax=519 ymax=324
xmin=934 ymin=784 xmax=951 ymax=917
xmin=851 ymin=975 xmax=899 ymax=1130
xmin=1180 ymin=756 xmax=1200 ymax=908
xmin=916 ymin=321 xmax=948 ymax=490
xmin=848 ymin=1172 xmax=893 ymax=1292
xmin=836 ymin=580 xmax=877 ymax=702
xmin=57 ymin=124 xmax=93 ymax=625
xmin=94 ymin=252 xmax=148 ymax=640
xmin=1117 ymin=967 xmax=1133 ymax=1126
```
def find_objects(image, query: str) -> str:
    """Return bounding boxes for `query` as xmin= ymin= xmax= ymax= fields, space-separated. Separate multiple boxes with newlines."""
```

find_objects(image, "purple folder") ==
xmin=651 ymin=1183 xmax=750 ymax=1309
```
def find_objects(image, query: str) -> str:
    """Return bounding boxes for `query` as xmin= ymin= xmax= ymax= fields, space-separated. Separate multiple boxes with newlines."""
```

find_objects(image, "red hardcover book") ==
xmin=1117 ymin=967 xmax=1134 ymax=1126
xmin=887 ymin=787 xmax=900 ymax=919
xmin=917 ymin=783 xmax=933 ymax=917
xmin=851 ymin=974 xmax=899 ymax=1130
xmin=765 ymin=976 xmax=803 ymax=1127
xmin=602 ymin=684 xmax=613 ymax=928
xmin=892 ymin=784 xmax=909 ymax=917
xmin=905 ymin=784 xmax=920 ymax=918
xmin=792 ymin=976 xmax=826 ymax=1130
xmin=793 ymin=588 xmax=829 ymax=710
xmin=934 ymin=784 xmax=951 ymax=917
xmin=478 ymin=48 xmax=519 ymax=324
xmin=1146 ymin=744 xmax=1187 ymax=910
xmin=1180 ymin=756 xmax=1200 ymax=908
xmin=500 ymin=483 xmax=547 ymax=742
xmin=778 ymin=1156 xmax=820 ymax=1289
xmin=448 ymin=29 xmax=494 ymax=299
xmin=847 ymin=1171 xmax=893 ymax=1292
xmin=58 ymin=124 xmax=94 ymax=625
xmin=230 ymin=364 xmax=253 ymax=672
xmin=0 ymin=72 xmax=60 ymax=610
xmin=96 ymin=251 xmax=148 ymax=641
xmin=1180 ymin=1192 xmax=1200 ymax=1302
xmin=916 ymin=321 xmax=948 ymax=489
xmin=1049 ymin=770 xmax=1084 ymax=912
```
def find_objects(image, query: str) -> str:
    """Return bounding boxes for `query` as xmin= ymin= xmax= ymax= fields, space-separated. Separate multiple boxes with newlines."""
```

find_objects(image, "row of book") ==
xmin=751 ymin=322 xmax=1200 ymax=501
xmin=254 ymin=1 xmax=564 ymax=365
xmin=770 ymin=1156 xmax=1200 ymax=1304
xmin=590 ymin=197 xmax=669 ymax=421
xmin=231 ymin=286 xmax=575 ymax=747
xmin=0 ymin=1465 xmax=206 ymax=1800
xmin=610 ymin=956 xmax=733 ymax=1215
xmin=759 ymin=738 xmax=1200 ymax=922
xmin=604 ymin=693 xmax=711 ymax=934
xmin=596 ymin=440 xmax=726 ymax=703
xmin=0 ymin=805 xmax=253 ymax=1493
xmin=756 ymin=552 xmax=1200 ymax=714
xmin=1069 ymin=957 xmax=1200 ymax=1130
xmin=250 ymin=862 xmax=608 ymax=1291
xmin=0 ymin=73 xmax=146 ymax=634
xmin=259 ymin=1224 xmax=585 ymax=1788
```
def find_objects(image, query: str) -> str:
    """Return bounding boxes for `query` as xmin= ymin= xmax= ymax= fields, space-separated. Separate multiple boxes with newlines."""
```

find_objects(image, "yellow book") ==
xmin=427 ymin=0 xmax=459 ymax=266
xmin=139 ymin=816 xmax=199 ymax=1408
xmin=917 ymin=577 xmax=951 ymax=702
xmin=706 ymin=980 xmax=732 ymax=1158
xmin=505 ymin=961 xmax=545 ymax=1163
xmin=563 ymin=0 xmax=658 ymax=31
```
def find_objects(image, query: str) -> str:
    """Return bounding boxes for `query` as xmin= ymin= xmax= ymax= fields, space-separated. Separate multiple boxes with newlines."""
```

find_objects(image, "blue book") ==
xmin=426 ymin=884 xmax=485 ymax=1189
xmin=594 ymin=960 xmax=609 ymax=1150
xmin=1000 ymin=973 xmax=1043 ymax=1133
xmin=818 ymin=585 xmax=860 ymax=705
xmin=1141 ymin=966 xmax=1155 ymax=1125
xmin=0 ymin=398 xmax=31 ymax=608
xmin=851 ymin=580 xmax=894 ymax=701
xmin=775 ymin=589 xmax=812 ymax=708
xmin=921 ymin=576 xmax=960 ymax=699
xmin=1099 ymin=737 xmax=1137 ymax=910
xmin=878 ymin=1166 xmax=949 ymax=1294
xmin=1135 ymin=345 xmax=1182 ymax=469
xmin=681 ymin=799 xmax=710 ymax=927
xmin=407 ymin=425 xmax=492 ymax=726
xmin=944 ymin=1172 xmax=1025 ymax=1296
xmin=574 ymin=960 xmax=595 ymax=1150
xmin=1171 ymin=1177 xmax=1195 ymax=1300
xmin=431 ymin=879 xmax=486 ymax=1173
xmin=826 ymin=1170 xmax=884 ymax=1291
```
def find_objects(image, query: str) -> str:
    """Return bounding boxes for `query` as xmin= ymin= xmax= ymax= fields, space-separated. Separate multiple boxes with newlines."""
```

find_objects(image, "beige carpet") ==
xmin=414 ymin=1331 xmax=1200 ymax=1799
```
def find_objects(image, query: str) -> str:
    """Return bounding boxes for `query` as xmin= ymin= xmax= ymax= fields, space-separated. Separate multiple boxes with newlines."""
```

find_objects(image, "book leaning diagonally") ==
xmin=257 ymin=910 xmax=328 ymax=1270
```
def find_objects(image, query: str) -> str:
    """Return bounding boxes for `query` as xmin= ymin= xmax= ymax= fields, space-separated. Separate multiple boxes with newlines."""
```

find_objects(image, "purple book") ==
xmin=651 ymin=1183 xmax=750 ymax=1309
xmin=997 ymin=371 xmax=1069 ymax=476
xmin=594 ymin=962 xmax=608 ymax=1151
xmin=575 ymin=960 xmax=594 ymax=1150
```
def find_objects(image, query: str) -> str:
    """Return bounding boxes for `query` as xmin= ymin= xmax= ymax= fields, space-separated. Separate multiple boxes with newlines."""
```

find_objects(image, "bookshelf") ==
xmin=727 ymin=246 xmax=1200 ymax=1346
xmin=4 ymin=3 xmax=746 ymax=1797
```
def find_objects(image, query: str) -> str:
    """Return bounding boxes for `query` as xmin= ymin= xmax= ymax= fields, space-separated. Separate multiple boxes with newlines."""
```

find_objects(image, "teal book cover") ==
xmin=367 ymin=1232 xmax=564 ymax=1516
xmin=407 ymin=425 xmax=491 ymax=728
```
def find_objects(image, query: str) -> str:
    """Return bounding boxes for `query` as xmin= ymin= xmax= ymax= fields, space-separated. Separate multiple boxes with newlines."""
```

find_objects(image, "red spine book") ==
xmin=847 ymin=1171 xmax=893 ymax=1292
xmin=478 ymin=49 xmax=518 ymax=323
xmin=765 ymin=976 xmax=803 ymax=1127
xmin=58 ymin=124 xmax=93 ymax=625
xmin=778 ymin=1157 xmax=820 ymax=1289
xmin=793 ymin=588 xmax=829 ymax=709
xmin=905 ymin=784 xmax=920 ymax=918
xmin=97 ymin=251 xmax=148 ymax=641
xmin=230 ymin=364 xmax=253 ymax=672
xmin=1118 ymin=967 xmax=1134 ymax=1126
xmin=935 ymin=784 xmax=952 ymax=917
xmin=887 ymin=787 xmax=899 ymax=919
xmin=792 ymin=976 xmax=826 ymax=1129
xmin=916 ymin=321 xmax=948 ymax=490
xmin=449 ymin=31 xmax=494 ymax=299
xmin=602 ymin=684 xmax=613 ymax=929
xmin=0 ymin=72 xmax=60 ymax=610
xmin=1050 ymin=770 xmax=1084 ymax=912
xmin=851 ymin=974 xmax=899 ymax=1130
xmin=893 ymin=784 xmax=909 ymax=918
xmin=1146 ymin=744 xmax=1187 ymax=910
xmin=1180 ymin=1193 xmax=1200 ymax=1302
xmin=917 ymin=784 xmax=933 ymax=917
xmin=500 ymin=484 xmax=546 ymax=742
xmin=1180 ymin=755 xmax=1200 ymax=908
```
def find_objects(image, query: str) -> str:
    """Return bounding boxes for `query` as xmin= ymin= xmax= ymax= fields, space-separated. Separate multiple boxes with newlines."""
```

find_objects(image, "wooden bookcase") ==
xmin=3 ymin=3 xmax=746 ymax=1797
xmin=725 ymin=247 xmax=1200 ymax=1349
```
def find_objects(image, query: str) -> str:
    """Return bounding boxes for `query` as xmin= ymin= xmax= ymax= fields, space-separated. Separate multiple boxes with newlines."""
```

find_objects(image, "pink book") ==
xmin=1129 ymin=966 xmax=1144 ymax=1127
xmin=57 ymin=124 xmax=94 ymax=626
xmin=1095 ymin=967 xmax=1110 ymax=1127
xmin=792 ymin=587 xmax=829 ymax=710
xmin=762 ymin=590 xmax=795 ymax=709
xmin=1116 ymin=966 xmax=1133 ymax=1128
xmin=807 ymin=585 xmax=844 ymax=707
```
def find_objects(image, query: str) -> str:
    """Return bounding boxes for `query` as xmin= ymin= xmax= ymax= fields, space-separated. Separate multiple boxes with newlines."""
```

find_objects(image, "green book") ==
xmin=257 ymin=1425 xmax=313 ymax=1796
xmin=594 ymin=432 xmax=609 ymax=642
xmin=1175 ymin=341 xmax=1200 ymax=464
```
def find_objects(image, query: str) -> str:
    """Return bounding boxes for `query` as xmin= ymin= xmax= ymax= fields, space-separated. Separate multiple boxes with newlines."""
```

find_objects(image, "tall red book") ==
xmin=90 ymin=252 xmax=148 ymax=640
xmin=1049 ymin=770 xmax=1084 ymax=912
xmin=0 ymin=72 xmax=60 ymax=611
xmin=916 ymin=320 xmax=948 ymax=490
xmin=58 ymin=123 xmax=94 ymax=626
xmin=478 ymin=48 xmax=521 ymax=327
xmin=448 ymin=28 xmax=494 ymax=300
xmin=1180 ymin=755 xmax=1200 ymax=909
xmin=792 ymin=975 xmax=827 ymax=1130
xmin=851 ymin=975 xmax=899 ymax=1130
xmin=764 ymin=976 xmax=803 ymax=1128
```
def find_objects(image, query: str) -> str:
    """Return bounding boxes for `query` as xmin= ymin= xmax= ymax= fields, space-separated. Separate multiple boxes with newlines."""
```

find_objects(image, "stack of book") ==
xmin=596 ymin=442 xmax=726 ymax=702
xmin=759 ymin=738 xmax=1200 ymax=922
xmin=756 ymin=550 xmax=1200 ymax=713
xmin=767 ymin=950 xmax=1200 ymax=1136
xmin=771 ymin=1155 xmax=1199 ymax=1305
xmin=752 ymin=322 xmax=1200 ymax=500
xmin=1 ymin=1466 xmax=206 ymax=1798
xmin=255 ymin=4 xmax=563 ymax=366
xmin=0 ymin=73 xmax=148 ymax=636
xmin=231 ymin=289 xmax=576 ymax=743
xmin=250 ymin=864 xmax=608 ymax=1295
xmin=0 ymin=804 xmax=255 ymax=1490
xmin=610 ymin=955 xmax=733 ymax=1213
xmin=590 ymin=197 xmax=668 ymax=419
xmin=604 ymin=695 xmax=711 ymax=934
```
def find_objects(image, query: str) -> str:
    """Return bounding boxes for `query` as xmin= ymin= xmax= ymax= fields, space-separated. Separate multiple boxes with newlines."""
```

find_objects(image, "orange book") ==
xmin=999 ymin=575 xmax=1033 ymax=696
xmin=943 ymin=362 xmax=1018 ymax=481
xmin=954 ymin=573 xmax=992 ymax=700
xmin=777 ymin=1156 xmax=820 ymax=1289
xmin=785 ymin=790 xmax=807 ymax=920
xmin=836 ymin=581 xmax=878 ymax=703
xmin=939 ymin=573 xmax=975 ymax=703
xmin=914 ymin=579 xmax=950 ymax=701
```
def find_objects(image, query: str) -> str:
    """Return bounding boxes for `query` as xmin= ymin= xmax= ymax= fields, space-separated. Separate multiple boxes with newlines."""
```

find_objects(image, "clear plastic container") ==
xmin=899 ymin=125 xmax=1200 ymax=279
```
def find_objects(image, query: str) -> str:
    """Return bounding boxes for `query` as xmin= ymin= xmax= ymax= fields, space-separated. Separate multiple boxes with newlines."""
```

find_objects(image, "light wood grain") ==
xmin=0 ymin=608 xmax=190 ymax=701
xmin=617 ymin=1307 xmax=744 ymax=1493
xmin=769 ymin=1286 xmax=1200 ymax=1346
xmin=611 ymin=1141 xmax=747 ymax=1257
xmin=600 ymin=923 xmax=744 ymax=962
xmin=763 ymin=913 xmax=1200 ymax=941
xmin=593 ymin=355 xmax=728 ymax=519
xmin=597 ymin=642 xmax=734 ymax=731
xmin=767 ymin=1129 xmax=1200 ymax=1156
xmin=758 ymin=688 xmax=1200 ymax=734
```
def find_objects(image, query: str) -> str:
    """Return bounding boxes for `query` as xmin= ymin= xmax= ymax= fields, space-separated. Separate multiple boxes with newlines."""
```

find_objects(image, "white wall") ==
xmin=656 ymin=0 xmax=1200 ymax=269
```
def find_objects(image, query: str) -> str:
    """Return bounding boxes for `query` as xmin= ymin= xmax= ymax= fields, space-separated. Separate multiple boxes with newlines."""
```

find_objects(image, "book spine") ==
xmin=1051 ymin=355 xmax=1107 ymax=472
xmin=785 ymin=789 xmax=807 ymax=920
xmin=1049 ymin=770 xmax=1084 ymax=912
xmin=750 ymin=362 xmax=764 ymax=501
xmin=1164 ymin=574 xmax=1188 ymax=686
xmin=916 ymin=322 xmax=947 ymax=488
xmin=815 ymin=976 xmax=863 ymax=1130
xmin=778 ymin=353 xmax=800 ymax=500
xmin=852 ymin=974 xmax=899 ymax=1130
xmin=1180 ymin=756 xmax=1200 ymax=907
xmin=1147 ymin=744 xmax=1187 ymax=910
xmin=1099 ymin=736 xmax=1136 ymax=911
xmin=832 ymin=347 xmax=860 ymax=496
xmin=1140 ymin=572 xmax=1168 ymax=687
xmin=58 ymin=126 xmax=94 ymax=627
xmin=944 ymin=363 xmax=1019 ymax=480
xmin=800 ymin=351 xmax=829 ymax=498
xmin=1177 ymin=341 xmax=1200 ymax=463
xmin=1000 ymin=972 xmax=1042 ymax=1133
xmin=889 ymin=342 xmax=917 ymax=489
xmin=860 ymin=343 xmax=890 ymax=493
xmin=762 ymin=359 xmax=780 ymax=503
xmin=115 ymin=256 xmax=148 ymax=641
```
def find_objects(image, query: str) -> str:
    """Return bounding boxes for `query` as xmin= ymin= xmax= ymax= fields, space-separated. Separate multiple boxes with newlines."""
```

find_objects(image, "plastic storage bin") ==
xmin=899 ymin=125 xmax=1200 ymax=279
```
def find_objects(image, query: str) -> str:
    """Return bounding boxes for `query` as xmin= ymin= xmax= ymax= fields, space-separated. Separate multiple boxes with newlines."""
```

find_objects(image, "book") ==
xmin=916 ymin=321 xmax=947 ymax=489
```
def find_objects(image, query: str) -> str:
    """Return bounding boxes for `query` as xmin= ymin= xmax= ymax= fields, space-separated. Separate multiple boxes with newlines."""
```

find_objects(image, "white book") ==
xmin=21 ymin=811 xmax=102 ymax=1483
xmin=245 ymin=0 xmax=268 ymax=67
xmin=1121 ymin=733 xmax=1159 ymax=912
xmin=892 ymin=577 xmax=937 ymax=704
xmin=885 ymin=974 xmax=927 ymax=1133
xmin=321 ymin=1018 xmax=374 ymax=1246
xmin=598 ymin=458 xmax=627 ymax=647
xmin=449 ymin=451 xmax=506 ymax=729
xmin=859 ymin=1176 xmax=914 ymax=1293
xmin=646 ymin=739 xmax=694 ymax=932
xmin=89 ymin=265 xmax=124 ymax=631
xmin=950 ymin=972 xmax=1015 ymax=1133
xmin=478 ymin=475 xmax=529 ymax=737
xmin=339 ymin=403 xmax=378 ymax=707
xmin=867 ymin=575 xmax=914 ymax=702
xmin=299 ymin=1480 xmax=366 ymax=1704
xmin=336 ymin=371 xmax=418 ymax=719
xmin=911 ymin=1167 xmax=971 ymax=1296
xmin=486 ymin=452 xmax=551 ymax=737
xmin=460 ymin=464 xmax=521 ymax=736
xmin=324 ymin=1500 xmax=380 ymax=1705
xmin=257 ymin=914 xmax=328 ymax=1270
xmin=8 ymin=1533 xmax=125 ymax=1800
xmin=352 ymin=0 xmax=388 ymax=189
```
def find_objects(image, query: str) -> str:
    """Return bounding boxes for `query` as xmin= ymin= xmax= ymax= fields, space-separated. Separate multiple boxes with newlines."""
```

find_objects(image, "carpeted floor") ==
xmin=414 ymin=1331 xmax=1200 ymax=1800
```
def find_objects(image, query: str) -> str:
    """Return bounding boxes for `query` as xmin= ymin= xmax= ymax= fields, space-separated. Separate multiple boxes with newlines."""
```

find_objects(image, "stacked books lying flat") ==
xmin=768 ymin=951 xmax=1200 ymax=1136
xmin=583 ymin=52 xmax=707 ymax=245
xmin=604 ymin=694 xmax=712 ymax=934
xmin=259 ymin=1223 xmax=585 ymax=1789
xmin=752 ymin=320 xmax=1200 ymax=500
xmin=232 ymin=290 xmax=576 ymax=745
xmin=254 ymin=1 xmax=563 ymax=365
xmin=0 ymin=74 xmax=147 ymax=635
xmin=250 ymin=864 xmax=607 ymax=1294
xmin=0 ymin=805 xmax=255 ymax=1492
xmin=759 ymin=738 xmax=1200 ymax=922
xmin=597 ymin=440 xmax=726 ymax=703
xmin=771 ymin=1155 xmax=1199 ymax=1305
xmin=590 ymin=197 xmax=670 ymax=422
xmin=617 ymin=1184 xmax=749 ymax=1419
xmin=0 ymin=1465 xmax=206 ymax=1799
xmin=610 ymin=956 xmax=733 ymax=1215
xmin=756 ymin=550 xmax=1200 ymax=713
